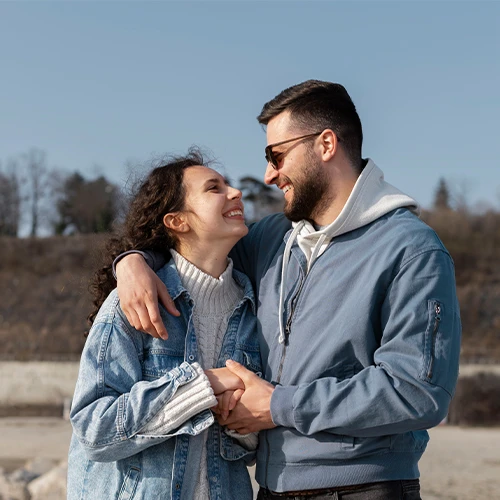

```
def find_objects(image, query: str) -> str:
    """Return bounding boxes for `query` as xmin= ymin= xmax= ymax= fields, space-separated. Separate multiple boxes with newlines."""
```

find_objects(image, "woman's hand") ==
xmin=212 ymin=389 xmax=245 ymax=421
xmin=116 ymin=254 xmax=179 ymax=339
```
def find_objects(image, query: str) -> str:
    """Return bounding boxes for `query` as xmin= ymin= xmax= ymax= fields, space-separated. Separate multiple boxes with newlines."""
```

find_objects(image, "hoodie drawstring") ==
xmin=278 ymin=221 xmax=304 ymax=344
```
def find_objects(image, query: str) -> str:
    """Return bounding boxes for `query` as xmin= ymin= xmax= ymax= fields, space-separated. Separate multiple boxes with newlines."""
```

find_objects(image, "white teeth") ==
xmin=282 ymin=185 xmax=292 ymax=194
xmin=225 ymin=210 xmax=243 ymax=217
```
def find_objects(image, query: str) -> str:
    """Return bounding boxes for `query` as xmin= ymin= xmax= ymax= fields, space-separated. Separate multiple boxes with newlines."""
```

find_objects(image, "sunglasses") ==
xmin=264 ymin=132 xmax=323 ymax=170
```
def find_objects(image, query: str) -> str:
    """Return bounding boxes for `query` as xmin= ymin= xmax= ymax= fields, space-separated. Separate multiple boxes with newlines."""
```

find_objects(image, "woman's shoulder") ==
xmin=90 ymin=289 xmax=142 ymax=343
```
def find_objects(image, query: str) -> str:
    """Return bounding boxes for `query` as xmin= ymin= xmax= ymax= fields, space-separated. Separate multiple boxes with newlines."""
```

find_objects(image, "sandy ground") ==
xmin=0 ymin=419 xmax=499 ymax=500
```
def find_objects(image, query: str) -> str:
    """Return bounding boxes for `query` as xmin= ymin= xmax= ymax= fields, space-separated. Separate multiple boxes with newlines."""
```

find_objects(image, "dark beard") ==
xmin=284 ymin=159 xmax=330 ymax=222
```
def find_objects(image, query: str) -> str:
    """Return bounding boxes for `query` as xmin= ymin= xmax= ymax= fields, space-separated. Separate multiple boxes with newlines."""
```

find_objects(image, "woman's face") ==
xmin=173 ymin=165 xmax=248 ymax=244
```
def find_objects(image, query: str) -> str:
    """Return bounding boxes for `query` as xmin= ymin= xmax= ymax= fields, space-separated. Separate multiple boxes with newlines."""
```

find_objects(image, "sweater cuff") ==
xmin=224 ymin=429 xmax=259 ymax=451
xmin=139 ymin=362 xmax=217 ymax=435
xmin=270 ymin=385 xmax=298 ymax=428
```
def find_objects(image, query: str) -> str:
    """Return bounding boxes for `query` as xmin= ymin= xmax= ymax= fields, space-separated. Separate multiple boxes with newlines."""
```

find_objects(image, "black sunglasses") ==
xmin=264 ymin=132 xmax=323 ymax=170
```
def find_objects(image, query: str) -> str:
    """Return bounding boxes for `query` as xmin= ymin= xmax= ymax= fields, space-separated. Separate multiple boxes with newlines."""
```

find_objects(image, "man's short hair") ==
xmin=258 ymin=80 xmax=363 ymax=170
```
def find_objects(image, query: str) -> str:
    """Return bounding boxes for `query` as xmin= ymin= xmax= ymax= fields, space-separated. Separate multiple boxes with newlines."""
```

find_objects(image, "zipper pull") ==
xmin=435 ymin=303 xmax=441 ymax=321
xmin=284 ymin=325 xmax=291 ymax=344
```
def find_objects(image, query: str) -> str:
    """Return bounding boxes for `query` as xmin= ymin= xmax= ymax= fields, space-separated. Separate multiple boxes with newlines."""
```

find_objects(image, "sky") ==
xmin=1 ymin=0 xmax=499 ymax=217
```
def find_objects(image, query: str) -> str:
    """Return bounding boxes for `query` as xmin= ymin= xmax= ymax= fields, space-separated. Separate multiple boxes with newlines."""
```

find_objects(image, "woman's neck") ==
xmin=175 ymin=244 xmax=230 ymax=278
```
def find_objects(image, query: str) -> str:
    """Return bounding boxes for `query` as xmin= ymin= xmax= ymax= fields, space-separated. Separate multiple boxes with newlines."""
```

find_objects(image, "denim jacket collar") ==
xmin=157 ymin=259 xmax=257 ymax=315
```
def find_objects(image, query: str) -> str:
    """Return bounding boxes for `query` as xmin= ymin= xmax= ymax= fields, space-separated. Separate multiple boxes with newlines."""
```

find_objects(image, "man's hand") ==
xmin=205 ymin=367 xmax=245 ymax=395
xmin=116 ymin=254 xmax=179 ymax=339
xmin=218 ymin=360 xmax=276 ymax=434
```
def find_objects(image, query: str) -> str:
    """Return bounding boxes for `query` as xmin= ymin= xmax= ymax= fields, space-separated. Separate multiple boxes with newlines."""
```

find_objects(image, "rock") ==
xmin=8 ymin=467 xmax=37 ymax=484
xmin=28 ymin=461 xmax=67 ymax=500
xmin=25 ymin=457 xmax=57 ymax=478
xmin=9 ymin=457 xmax=57 ymax=485
xmin=0 ymin=467 xmax=30 ymax=500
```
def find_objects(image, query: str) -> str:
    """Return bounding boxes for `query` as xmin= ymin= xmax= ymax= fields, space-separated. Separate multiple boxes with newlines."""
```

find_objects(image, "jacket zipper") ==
xmin=427 ymin=302 xmax=441 ymax=379
xmin=276 ymin=276 xmax=305 ymax=384
xmin=264 ymin=432 xmax=271 ymax=489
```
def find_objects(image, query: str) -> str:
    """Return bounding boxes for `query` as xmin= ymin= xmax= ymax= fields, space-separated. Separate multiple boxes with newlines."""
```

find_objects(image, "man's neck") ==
xmin=312 ymin=177 xmax=357 ymax=226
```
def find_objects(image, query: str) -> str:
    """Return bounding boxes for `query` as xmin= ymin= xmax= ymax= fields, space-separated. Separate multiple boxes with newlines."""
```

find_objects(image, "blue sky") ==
xmin=1 ymin=0 xmax=499 ymax=213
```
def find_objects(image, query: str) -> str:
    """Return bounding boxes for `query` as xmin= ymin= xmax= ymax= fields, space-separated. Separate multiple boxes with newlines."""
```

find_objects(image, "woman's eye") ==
xmin=208 ymin=185 xmax=218 ymax=191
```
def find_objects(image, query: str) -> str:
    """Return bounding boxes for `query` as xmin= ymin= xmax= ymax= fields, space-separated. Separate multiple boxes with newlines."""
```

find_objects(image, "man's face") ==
xmin=264 ymin=112 xmax=330 ymax=222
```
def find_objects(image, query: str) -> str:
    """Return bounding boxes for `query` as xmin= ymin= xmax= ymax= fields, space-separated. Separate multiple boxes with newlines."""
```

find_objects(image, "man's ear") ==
xmin=163 ymin=213 xmax=189 ymax=233
xmin=319 ymin=129 xmax=339 ymax=162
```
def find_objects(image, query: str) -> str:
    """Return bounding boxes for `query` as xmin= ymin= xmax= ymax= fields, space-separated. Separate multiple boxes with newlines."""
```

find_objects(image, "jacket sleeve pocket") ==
xmin=419 ymin=299 xmax=460 ymax=396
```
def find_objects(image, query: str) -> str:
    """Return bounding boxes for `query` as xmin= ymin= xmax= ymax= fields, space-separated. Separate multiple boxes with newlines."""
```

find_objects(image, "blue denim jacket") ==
xmin=67 ymin=261 xmax=260 ymax=500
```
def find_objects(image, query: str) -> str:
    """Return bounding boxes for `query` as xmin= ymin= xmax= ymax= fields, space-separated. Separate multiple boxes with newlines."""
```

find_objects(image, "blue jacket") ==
xmin=67 ymin=261 xmax=260 ymax=500
xmin=230 ymin=205 xmax=461 ymax=492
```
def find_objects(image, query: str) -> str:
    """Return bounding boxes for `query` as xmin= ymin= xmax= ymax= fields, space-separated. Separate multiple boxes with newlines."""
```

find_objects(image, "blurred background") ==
xmin=0 ymin=1 xmax=499 ymax=499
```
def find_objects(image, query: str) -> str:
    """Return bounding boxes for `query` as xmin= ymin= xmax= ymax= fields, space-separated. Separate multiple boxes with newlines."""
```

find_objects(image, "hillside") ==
xmin=0 ymin=235 xmax=106 ymax=360
xmin=0 ymin=216 xmax=499 ymax=361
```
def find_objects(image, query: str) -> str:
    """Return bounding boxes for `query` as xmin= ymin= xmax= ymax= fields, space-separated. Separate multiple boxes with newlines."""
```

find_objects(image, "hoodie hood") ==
xmin=277 ymin=159 xmax=419 ymax=343
xmin=294 ymin=159 xmax=420 ymax=266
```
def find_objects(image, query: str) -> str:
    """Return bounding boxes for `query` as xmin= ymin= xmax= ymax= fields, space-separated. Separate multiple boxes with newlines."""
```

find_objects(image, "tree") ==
xmin=433 ymin=178 xmax=451 ymax=211
xmin=0 ymin=159 xmax=21 ymax=236
xmin=54 ymin=172 xmax=125 ymax=234
xmin=238 ymin=176 xmax=283 ymax=224
xmin=23 ymin=148 xmax=51 ymax=237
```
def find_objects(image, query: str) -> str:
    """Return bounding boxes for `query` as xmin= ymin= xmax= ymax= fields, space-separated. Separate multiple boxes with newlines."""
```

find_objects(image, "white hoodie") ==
xmin=277 ymin=159 xmax=420 ymax=343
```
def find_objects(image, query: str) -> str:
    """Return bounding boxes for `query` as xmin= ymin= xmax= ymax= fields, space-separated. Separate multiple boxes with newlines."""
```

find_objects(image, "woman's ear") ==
xmin=163 ymin=213 xmax=189 ymax=233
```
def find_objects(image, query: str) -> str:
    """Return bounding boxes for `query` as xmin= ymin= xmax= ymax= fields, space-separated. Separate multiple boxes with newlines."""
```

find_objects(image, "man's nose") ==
xmin=264 ymin=162 xmax=278 ymax=185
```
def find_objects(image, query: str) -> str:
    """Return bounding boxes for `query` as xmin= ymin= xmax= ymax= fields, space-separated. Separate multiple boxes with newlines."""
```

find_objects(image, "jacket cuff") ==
xmin=112 ymin=250 xmax=155 ymax=280
xmin=139 ymin=362 xmax=216 ymax=435
xmin=270 ymin=385 xmax=298 ymax=428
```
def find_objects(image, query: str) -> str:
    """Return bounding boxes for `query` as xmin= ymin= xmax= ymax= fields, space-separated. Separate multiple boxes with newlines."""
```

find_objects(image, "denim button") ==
xmin=188 ymin=355 xmax=194 ymax=361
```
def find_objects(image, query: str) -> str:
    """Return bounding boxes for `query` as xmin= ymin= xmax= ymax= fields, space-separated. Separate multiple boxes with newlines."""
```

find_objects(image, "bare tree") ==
xmin=23 ymin=148 xmax=50 ymax=237
xmin=0 ymin=158 xmax=21 ymax=236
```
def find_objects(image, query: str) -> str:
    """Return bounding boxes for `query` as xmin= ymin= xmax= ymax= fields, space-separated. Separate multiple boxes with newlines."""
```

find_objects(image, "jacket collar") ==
xmin=156 ymin=258 xmax=256 ymax=315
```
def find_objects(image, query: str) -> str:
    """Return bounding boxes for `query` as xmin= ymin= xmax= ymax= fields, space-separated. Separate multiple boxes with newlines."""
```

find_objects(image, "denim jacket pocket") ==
xmin=219 ymin=427 xmax=255 ymax=462
xmin=117 ymin=465 xmax=141 ymax=500
xmin=142 ymin=348 xmax=185 ymax=381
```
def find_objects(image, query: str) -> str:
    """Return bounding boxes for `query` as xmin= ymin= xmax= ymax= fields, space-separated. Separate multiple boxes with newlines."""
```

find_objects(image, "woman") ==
xmin=67 ymin=150 xmax=260 ymax=500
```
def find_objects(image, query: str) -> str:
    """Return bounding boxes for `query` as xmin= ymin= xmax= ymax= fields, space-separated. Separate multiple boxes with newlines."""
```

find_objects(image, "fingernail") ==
xmin=226 ymin=359 xmax=234 ymax=366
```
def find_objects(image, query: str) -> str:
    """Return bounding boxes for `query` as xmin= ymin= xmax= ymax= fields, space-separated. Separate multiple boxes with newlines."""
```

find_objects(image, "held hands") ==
xmin=205 ymin=367 xmax=245 ymax=420
xmin=116 ymin=254 xmax=179 ymax=339
xmin=216 ymin=360 xmax=277 ymax=434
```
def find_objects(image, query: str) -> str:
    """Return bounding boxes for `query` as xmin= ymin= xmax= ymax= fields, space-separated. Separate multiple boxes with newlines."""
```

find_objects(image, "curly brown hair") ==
xmin=88 ymin=148 xmax=206 ymax=326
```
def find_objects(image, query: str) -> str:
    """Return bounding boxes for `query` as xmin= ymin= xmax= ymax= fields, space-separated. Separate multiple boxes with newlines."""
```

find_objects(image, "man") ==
xmin=115 ymin=80 xmax=461 ymax=499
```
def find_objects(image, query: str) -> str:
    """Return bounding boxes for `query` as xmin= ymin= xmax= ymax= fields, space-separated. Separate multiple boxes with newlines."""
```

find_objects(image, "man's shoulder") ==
xmin=248 ymin=212 xmax=291 ymax=237
xmin=246 ymin=212 xmax=291 ymax=256
xmin=381 ymin=208 xmax=450 ymax=260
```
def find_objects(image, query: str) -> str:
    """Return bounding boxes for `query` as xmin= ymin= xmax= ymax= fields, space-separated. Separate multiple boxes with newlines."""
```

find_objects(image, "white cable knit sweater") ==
xmin=171 ymin=250 xmax=243 ymax=370
xmin=171 ymin=250 xmax=244 ymax=500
